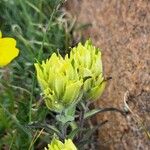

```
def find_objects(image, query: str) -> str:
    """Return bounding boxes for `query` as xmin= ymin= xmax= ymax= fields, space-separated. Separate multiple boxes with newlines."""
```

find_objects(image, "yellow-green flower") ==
xmin=70 ymin=40 xmax=106 ymax=100
xmin=35 ymin=40 xmax=105 ymax=111
xmin=35 ymin=53 xmax=83 ymax=112
xmin=45 ymin=138 xmax=77 ymax=150
xmin=0 ymin=31 xmax=19 ymax=67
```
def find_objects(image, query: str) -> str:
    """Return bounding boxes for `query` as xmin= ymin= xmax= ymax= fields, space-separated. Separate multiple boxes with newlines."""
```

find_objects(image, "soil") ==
xmin=65 ymin=0 xmax=150 ymax=149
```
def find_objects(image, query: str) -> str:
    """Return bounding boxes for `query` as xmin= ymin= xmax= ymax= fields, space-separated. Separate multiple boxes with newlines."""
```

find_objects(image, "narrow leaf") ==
xmin=84 ymin=107 xmax=125 ymax=119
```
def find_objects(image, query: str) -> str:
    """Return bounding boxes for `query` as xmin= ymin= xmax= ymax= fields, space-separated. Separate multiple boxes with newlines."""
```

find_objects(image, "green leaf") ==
xmin=28 ymin=122 xmax=61 ymax=136
xmin=84 ymin=107 xmax=125 ymax=119
xmin=67 ymin=128 xmax=80 ymax=140
xmin=56 ymin=104 xmax=76 ymax=124
xmin=56 ymin=113 xmax=74 ymax=125
xmin=16 ymin=101 xmax=29 ymax=124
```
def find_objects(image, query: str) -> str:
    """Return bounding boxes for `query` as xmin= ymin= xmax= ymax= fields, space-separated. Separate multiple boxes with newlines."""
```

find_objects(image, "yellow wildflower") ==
xmin=70 ymin=40 xmax=106 ymax=101
xmin=35 ymin=40 xmax=105 ymax=111
xmin=35 ymin=53 xmax=83 ymax=112
xmin=45 ymin=138 xmax=77 ymax=150
xmin=0 ymin=31 xmax=19 ymax=67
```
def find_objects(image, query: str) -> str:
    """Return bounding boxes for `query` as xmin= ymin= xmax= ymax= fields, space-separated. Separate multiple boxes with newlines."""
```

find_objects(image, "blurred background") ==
xmin=66 ymin=0 xmax=150 ymax=149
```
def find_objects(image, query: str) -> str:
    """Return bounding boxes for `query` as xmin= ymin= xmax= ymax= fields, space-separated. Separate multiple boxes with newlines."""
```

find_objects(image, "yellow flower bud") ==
xmin=70 ymin=40 xmax=105 ymax=101
xmin=35 ymin=39 xmax=105 ymax=109
xmin=45 ymin=138 xmax=77 ymax=150
xmin=35 ymin=53 xmax=83 ymax=112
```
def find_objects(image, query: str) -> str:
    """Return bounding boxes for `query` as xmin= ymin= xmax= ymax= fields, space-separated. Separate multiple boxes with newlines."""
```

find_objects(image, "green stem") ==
xmin=61 ymin=122 xmax=67 ymax=141
xmin=78 ymin=108 xmax=85 ymax=141
xmin=29 ymin=74 xmax=35 ymax=123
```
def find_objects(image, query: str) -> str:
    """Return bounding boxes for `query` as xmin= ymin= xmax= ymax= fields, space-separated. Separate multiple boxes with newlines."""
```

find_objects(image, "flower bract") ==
xmin=35 ymin=53 xmax=83 ymax=112
xmin=35 ymin=40 xmax=105 ymax=112
xmin=45 ymin=138 xmax=77 ymax=150
xmin=70 ymin=40 xmax=106 ymax=100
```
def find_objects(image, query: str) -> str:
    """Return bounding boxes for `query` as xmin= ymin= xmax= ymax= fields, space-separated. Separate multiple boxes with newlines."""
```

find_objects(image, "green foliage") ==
xmin=0 ymin=0 xmax=74 ymax=149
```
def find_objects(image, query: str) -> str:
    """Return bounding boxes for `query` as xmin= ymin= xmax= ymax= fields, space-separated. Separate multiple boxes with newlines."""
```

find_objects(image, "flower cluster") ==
xmin=0 ymin=31 xmax=19 ymax=67
xmin=35 ymin=40 xmax=105 ymax=112
xmin=35 ymin=53 xmax=83 ymax=112
xmin=45 ymin=138 xmax=77 ymax=150
xmin=70 ymin=40 xmax=106 ymax=100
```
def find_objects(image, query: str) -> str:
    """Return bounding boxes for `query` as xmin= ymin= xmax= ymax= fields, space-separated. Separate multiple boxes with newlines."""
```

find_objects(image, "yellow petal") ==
xmin=0 ymin=47 xmax=19 ymax=67
xmin=62 ymin=81 xmax=82 ymax=104
xmin=87 ymin=81 xmax=106 ymax=100
xmin=64 ymin=139 xmax=77 ymax=150
xmin=0 ymin=34 xmax=19 ymax=67
xmin=0 ymin=38 xmax=16 ymax=47
xmin=0 ymin=31 xmax=2 ymax=38
xmin=54 ymin=74 xmax=66 ymax=98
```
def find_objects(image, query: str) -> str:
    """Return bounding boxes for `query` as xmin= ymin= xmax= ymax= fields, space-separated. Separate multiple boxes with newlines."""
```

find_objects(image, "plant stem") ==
xmin=78 ymin=108 xmax=85 ymax=141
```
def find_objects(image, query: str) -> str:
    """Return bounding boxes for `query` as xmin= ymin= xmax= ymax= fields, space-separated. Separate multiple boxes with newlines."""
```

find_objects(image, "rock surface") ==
xmin=66 ymin=0 xmax=150 ymax=149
